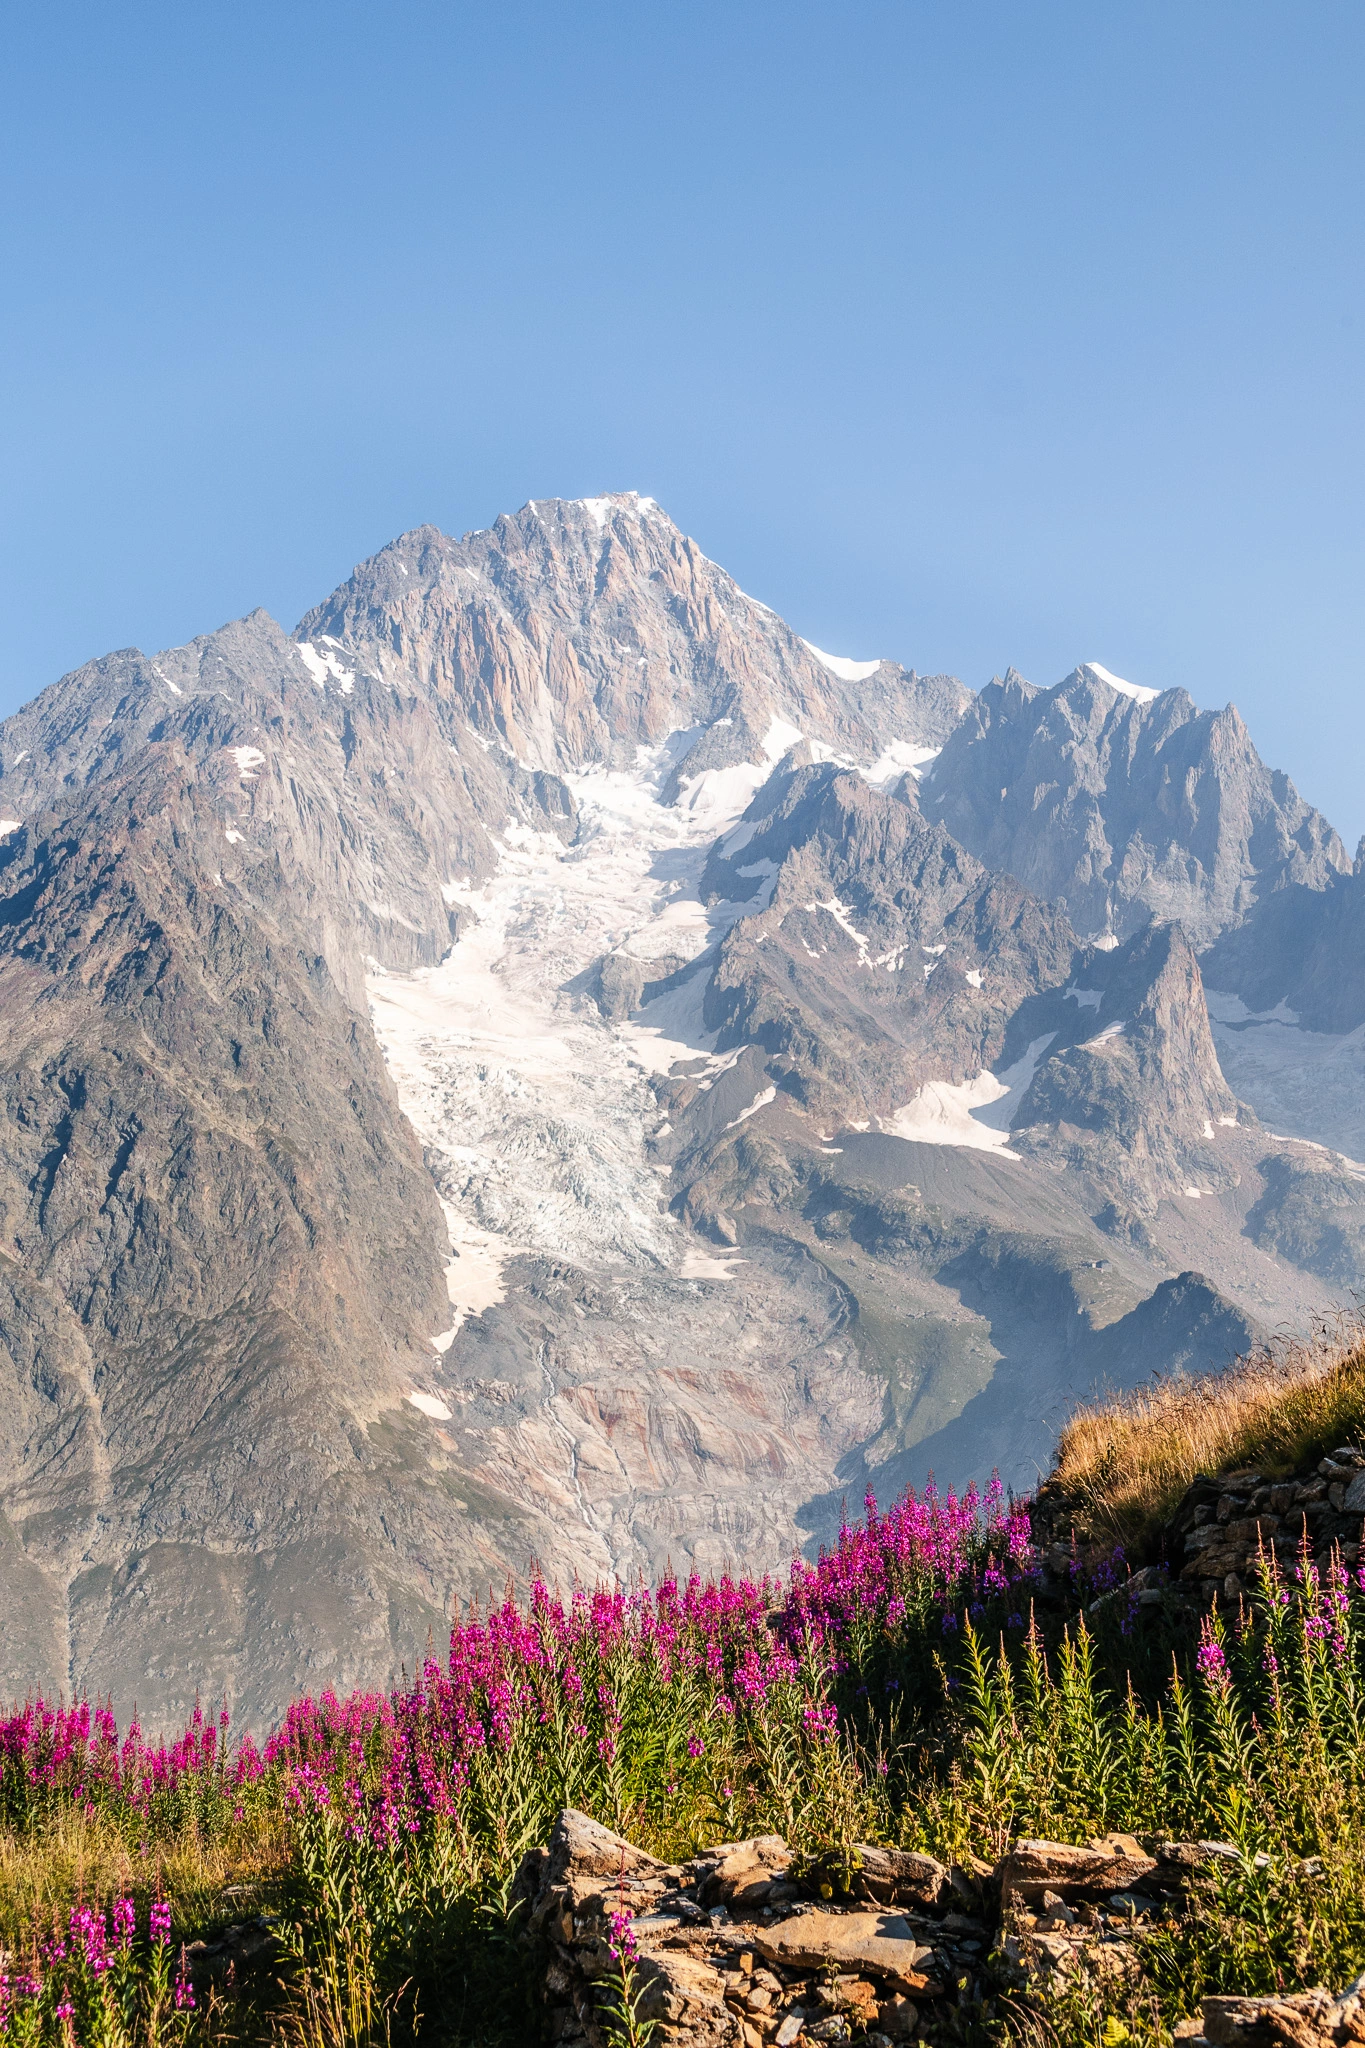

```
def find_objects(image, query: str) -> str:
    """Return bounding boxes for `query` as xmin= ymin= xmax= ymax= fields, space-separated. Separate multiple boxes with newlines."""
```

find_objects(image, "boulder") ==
xmin=855 ymin=1845 xmax=948 ymax=1907
xmin=695 ymin=1835 xmax=795 ymax=1906
xmin=996 ymin=1832 xmax=1157 ymax=1902
xmin=1202 ymin=1976 xmax=1365 ymax=2048
xmin=755 ymin=1911 xmax=939 ymax=1993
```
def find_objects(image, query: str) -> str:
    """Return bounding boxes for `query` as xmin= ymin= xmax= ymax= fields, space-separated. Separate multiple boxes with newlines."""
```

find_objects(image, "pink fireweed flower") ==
xmin=72 ymin=1906 xmax=112 ymax=1974
xmin=1195 ymin=1632 xmax=1229 ymax=1687
xmin=607 ymin=1907 xmax=638 ymax=1967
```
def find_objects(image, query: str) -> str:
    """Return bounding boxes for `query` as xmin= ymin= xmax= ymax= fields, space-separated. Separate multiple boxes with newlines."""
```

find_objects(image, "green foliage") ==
xmin=4 ymin=1528 xmax=1365 ymax=2048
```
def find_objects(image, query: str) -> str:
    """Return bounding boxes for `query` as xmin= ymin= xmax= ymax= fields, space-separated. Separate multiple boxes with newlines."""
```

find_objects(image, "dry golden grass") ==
xmin=0 ymin=1807 xmax=291 ymax=1948
xmin=1052 ymin=1316 xmax=1365 ymax=1547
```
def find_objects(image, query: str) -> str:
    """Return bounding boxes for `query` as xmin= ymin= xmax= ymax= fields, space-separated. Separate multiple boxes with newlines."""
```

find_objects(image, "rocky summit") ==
xmin=0 ymin=491 xmax=1360 ymax=1726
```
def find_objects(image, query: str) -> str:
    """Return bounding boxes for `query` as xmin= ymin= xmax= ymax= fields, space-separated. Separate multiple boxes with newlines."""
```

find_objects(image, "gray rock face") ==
xmin=0 ymin=497 xmax=1354 ymax=1729
xmin=1011 ymin=922 xmax=1240 ymax=1191
xmin=297 ymin=494 xmax=971 ymax=772
xmin=921 ymin=664 xmax=1348 ymax=947
xmin=1203 ymin=861 xmax=1365 ymax=1035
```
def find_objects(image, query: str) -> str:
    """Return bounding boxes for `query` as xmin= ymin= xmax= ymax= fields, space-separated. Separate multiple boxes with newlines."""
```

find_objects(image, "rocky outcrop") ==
xmin=1197 ymin=1980 xmax=1365 ymax=2048
xmin=696 ymin=761 xmax=1080 ymax=1131
xmin=512 ymin=1807 xmax=960 ymax=2045
xmin=1160 ymin=1444 xmax=1365 ymax=1602
xmin=1203 ymin=860 xmax=1365 ymax=1035
xmin=1012 ymin=921 xmax=1240 ymax=1193
xmin=921 ymin=666 xmax=1347 ymax=948
xmin=996 ymin=1834 xmax=1156 ymax=1904
xmin=515 ymin=1810 xmax=1330 ymax=2044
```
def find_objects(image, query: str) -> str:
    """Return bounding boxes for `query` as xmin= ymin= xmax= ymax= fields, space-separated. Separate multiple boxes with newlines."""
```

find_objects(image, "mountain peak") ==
xmin=1072 ymin=661 xmax=1160 ymax=706
xmin=297 ymin=502 xmax=968 ymax=773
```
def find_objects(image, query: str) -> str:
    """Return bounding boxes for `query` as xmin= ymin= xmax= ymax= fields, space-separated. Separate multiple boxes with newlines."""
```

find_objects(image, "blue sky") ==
xmin=3 ymin=2 xmax=1362 ymax=842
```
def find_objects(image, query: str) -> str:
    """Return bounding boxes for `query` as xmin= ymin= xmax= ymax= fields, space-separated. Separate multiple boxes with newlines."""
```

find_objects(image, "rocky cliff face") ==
xmin=1203 ymin=857 xmax=1365 ymax=1036
xmin=0 ymin=497 xmax=1355 ymax=1728
xmin=298 ymin=495 xmax=970 ymax=774
xmin=921 ymin=664 xmax=1347 ymax=947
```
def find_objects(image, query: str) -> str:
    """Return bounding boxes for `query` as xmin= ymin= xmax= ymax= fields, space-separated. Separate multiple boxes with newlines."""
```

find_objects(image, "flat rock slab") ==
xmin=755 ymin=1911 xmax=937 ymax=1992
xmin=997 ymin=1832 xmax=1157 ymax=1901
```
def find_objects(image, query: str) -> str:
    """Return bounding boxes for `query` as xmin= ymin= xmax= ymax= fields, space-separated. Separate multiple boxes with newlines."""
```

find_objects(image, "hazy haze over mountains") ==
xmin=0 ymin=491 xmax=1359 ymax=1728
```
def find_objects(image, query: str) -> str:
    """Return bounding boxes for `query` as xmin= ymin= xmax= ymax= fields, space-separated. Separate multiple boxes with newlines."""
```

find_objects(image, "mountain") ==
xmin=0 ymin=494 xmax=1356 ymax=1727
xmin=296 ymin=494 xmax=970 ymax=776
xmin=921 ymin=663 xmax=1348 ymax=947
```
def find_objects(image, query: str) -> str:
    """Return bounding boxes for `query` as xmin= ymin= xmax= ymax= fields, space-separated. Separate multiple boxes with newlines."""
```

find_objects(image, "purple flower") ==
xmin=607 ymin=1907 xmax=638 ymax=1967
xmin=1196 ymin=1634 xmax=1228 ymax=1686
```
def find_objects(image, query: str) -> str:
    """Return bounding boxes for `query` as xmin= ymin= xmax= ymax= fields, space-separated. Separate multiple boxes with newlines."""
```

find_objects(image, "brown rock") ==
xmin=755 ymin=1912 xmax=938 ymax=1993
xmin=695 ymin=1835 xmax=794 ymax=1905
xmin=1201 ymin=1991 xmax=1335 ymax=2048
xmin=636 ymin=1951 xmax=742 ymax=2043
xmin=996 ymin=1833 xmax=1157 ymax=1902
xmin=855 ymin=1845 xmax=948 ymax=1907
xmin=878 ymin=1995 xmax=921 ymax=2039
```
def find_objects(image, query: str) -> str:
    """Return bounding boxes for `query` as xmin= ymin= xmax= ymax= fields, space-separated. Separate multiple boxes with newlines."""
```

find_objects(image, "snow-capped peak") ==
xmin=576 ymin=492 xmax=663 ymax=530
xmin=1080 ymin=661 xmax=1158 ymax=706
xmin=802 ymin=641 xmax=885 ymax=684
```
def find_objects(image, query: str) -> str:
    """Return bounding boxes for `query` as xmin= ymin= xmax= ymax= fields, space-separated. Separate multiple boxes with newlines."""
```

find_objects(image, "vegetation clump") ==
xmin=1 ymin=1347 xmax=1365 ymax=2048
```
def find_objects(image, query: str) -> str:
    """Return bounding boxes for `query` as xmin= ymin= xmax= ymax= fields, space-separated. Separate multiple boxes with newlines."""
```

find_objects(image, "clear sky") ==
xmin=3 ymin=3 xmax=1362 ymax=843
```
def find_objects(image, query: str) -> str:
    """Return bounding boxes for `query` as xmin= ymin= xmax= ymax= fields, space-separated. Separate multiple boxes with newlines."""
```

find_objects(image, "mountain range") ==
xmin=0 ymin=489 xmax=1359 ymax=1726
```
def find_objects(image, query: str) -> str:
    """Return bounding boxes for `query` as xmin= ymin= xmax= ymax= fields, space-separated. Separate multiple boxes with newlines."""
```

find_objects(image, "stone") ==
xmin=755 ymin=1912 xmax=938 ymax=1992
xmin=1202 ymin=1991 xmax=1335 ymax=2047
xmin=696 ymin=1836 xmax=794 ymax=1906
xmin=879 ymin=2005 xmax=920 ymax=2044
xmin=995 ymin=1833 xmax=1157 ymax=1902
xmin=1342 ymin=1471 xmax=1365 ymax=1514
xmin=855 ymin=1845 xmax=949 ymax=1907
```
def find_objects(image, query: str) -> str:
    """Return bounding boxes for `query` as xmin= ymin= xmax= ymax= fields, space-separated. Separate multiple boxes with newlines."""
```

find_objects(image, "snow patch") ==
xmin=1080 ymin=661 xmax=1159 ymax=706
xmin=761 ymin=715 xmax=804 ymax=763
xmin=224 ymin=828 xmax=245 ymax=845
xmin=0 ymin=818 xmax=21 ymax=837
xmin=407 ymin=1391 xmax=453 ymax=1422
xmin=816 ymin=897 xmax=871 ymax=961
xmin=884 ymin=1075 xmax=1021 ymax=1158
xmin=1084 ymin=1020 xmax=1126 ymax=1047
xmin=1065 ymin=985 xmax=1103 ymax=1011
xmin=230 ymin=746 xmax=265 ymax=777
xmin=724 ymin=1086 xmax=776 ymax=1132
xmin=1206 ymin=992 xmax=1301 ymax=1026
xmin=296 ymin=641 xmax=356 ymax=694
xmin=680 ymin=1250 xmax=747 ymax=1280
xmin=863 ymin=740 xmax=939 ymax=788
xmin=880 ymin=1032 xmax=1056 ymax=1158
xmin=802 ymin=640 xmax=884 ymax=684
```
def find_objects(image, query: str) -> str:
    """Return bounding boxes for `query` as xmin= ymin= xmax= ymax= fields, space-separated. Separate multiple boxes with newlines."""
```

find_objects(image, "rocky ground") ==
xmin=515 ymin=1808 xmax=1365 ymax=2048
